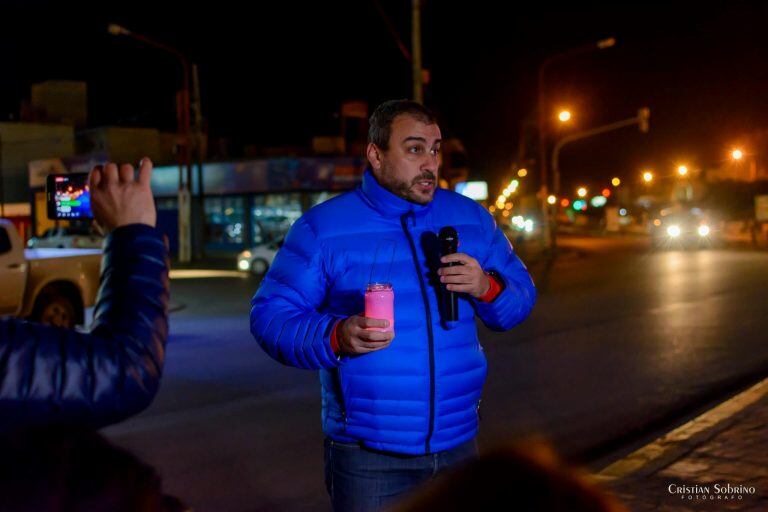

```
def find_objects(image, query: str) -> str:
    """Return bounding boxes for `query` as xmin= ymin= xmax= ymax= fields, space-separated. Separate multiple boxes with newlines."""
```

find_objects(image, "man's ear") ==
xmin=366 ymin=143 xmax=383 ymax=171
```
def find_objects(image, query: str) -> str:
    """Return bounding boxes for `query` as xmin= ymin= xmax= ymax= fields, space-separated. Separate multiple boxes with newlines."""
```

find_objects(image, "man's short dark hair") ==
xmin=368 ymin=100 xmax=438 ymax=151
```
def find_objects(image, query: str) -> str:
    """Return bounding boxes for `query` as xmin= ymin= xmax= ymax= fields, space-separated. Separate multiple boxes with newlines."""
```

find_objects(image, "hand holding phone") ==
xmin=88 ymin=159 xmax=156 ymax=233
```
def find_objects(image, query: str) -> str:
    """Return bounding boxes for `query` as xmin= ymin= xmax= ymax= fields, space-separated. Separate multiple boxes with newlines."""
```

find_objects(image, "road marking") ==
xmin=594 ymin=376 xmax=768 ymax=482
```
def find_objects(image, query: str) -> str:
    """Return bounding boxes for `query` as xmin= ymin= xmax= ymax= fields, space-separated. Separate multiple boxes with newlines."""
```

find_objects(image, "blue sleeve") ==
xmin=250 ymin=217 xmax=341 ymax=370
xmin=472 ymin=211 xmax=536 ymax=332
xmin=0 ymin=224 xmax=169 ymax=432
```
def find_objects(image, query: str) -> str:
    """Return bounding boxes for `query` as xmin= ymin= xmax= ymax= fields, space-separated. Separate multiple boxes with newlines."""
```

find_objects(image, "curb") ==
xmin=593 ymin=377 xmax=768 ymax=483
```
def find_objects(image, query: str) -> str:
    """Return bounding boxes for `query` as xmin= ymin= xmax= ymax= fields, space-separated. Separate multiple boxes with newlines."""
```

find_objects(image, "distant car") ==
xmin=27 ymin=226 xmax=103 ymax=249
xmin=236 ymin=238 xmax=283 ymax=276
xmin=649 ymin=207 xmax=720 ymax=249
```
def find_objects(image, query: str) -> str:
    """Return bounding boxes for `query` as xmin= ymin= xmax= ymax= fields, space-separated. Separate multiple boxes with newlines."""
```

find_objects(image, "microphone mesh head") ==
xmin=439 ymin=226 xmax=458 ymax=241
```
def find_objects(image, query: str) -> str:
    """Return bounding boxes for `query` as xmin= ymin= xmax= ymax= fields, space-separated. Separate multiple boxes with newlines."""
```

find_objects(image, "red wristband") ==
xmin=330 ymin=320 xmax=341 ymax=354
xmin=477 ymin=273 xmax=502 ymax=303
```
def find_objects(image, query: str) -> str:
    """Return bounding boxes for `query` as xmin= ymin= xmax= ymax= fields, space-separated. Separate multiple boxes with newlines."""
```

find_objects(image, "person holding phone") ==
xmin=0 ymin=159 xmax=170 ymax=432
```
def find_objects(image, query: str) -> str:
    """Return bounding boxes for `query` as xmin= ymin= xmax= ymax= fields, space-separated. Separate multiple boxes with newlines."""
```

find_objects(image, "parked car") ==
xmin=27 ymin=226 xmax=104 ymax=249
xmin=236 ymin=238 xmax=283 ymax=276
xmin=1 ymin=219 xmax=102 ymax=328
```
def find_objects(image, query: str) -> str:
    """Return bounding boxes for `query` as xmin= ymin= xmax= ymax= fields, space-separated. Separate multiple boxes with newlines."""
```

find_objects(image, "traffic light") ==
xmin=638 ymin=107 xmax=650 ymax=133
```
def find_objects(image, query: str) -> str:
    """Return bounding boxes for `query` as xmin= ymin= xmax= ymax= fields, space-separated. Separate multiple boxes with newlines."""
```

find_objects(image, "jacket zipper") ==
xmin=336 ymin=366 xmax=348 ymax=427
xmin=400 ymin=212 xmax=436 ymax=454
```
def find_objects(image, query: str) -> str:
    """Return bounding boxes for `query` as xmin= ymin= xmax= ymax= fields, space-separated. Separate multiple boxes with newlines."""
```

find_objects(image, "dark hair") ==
xmin=368 ymin=99 xmax=438 ymax=150
xmin=394 ymin=440 xmax=628 ymax=512
xmin=0 ymin=425 xmax=188 ymax=512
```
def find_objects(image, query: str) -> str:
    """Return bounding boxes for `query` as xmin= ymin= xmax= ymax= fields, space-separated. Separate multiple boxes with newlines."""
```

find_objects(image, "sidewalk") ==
xmin=594 ymin=378 xmax=768 ymax=511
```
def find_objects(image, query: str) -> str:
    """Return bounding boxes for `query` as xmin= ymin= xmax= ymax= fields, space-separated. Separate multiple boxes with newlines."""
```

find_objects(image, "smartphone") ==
xmin=46 ymin=173 xmax=93 ymax=220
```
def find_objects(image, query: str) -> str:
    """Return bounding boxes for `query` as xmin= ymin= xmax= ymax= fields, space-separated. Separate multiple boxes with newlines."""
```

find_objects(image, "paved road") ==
xmin=102 ymin=236 xmax=768 ymax=511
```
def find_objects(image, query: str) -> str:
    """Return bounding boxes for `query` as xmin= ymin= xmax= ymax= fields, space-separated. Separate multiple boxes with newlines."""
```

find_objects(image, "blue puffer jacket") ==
xmin=0 ymin=224 xmax=169 ymax=433
xmin=251 ymin=170 xmax=535 ymax=455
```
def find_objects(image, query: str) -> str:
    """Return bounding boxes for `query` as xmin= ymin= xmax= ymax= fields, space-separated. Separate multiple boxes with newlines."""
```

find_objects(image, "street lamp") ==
xmin=108 ymin=23 xmax=195 ymax=263
xmin=677 ymin=165 xmax=688 ymax=177
xmin=518 ymin=168 xmax=528 ymax=178
xmin=558 ymin=110 xmax=572 ymax=123
xmin=612 ymin=177 xmax=621 ymax=187
xmin=547 ymin=194 xmax=557 ymax=205
xmin=643 ymin=171 xmax=654 ymax=183
xmin=732 ymin=149 xmax=744 ymax=161
xmin=577 ymin=187 xmax=588 ymax=198
xmin=538 ymin=37 xmax=616 ymax=250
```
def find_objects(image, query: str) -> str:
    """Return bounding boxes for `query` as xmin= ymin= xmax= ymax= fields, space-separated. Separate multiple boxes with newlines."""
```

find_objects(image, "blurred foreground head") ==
xmin=0 ymin=425 xmax=187 ymax=512
xmin=394 ymin=438 xmax=627 ymax=512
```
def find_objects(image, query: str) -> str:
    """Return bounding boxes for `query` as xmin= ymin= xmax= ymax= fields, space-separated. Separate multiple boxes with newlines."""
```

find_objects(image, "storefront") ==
xmin=150 ymin=156 xmax=364 ymax=255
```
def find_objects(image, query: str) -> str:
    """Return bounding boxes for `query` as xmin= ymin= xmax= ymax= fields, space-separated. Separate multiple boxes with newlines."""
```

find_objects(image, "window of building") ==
xmin=205 ymin=196 xmax=245 ymax=246
xmin=251 ymin=193 xmax=302 ymax=245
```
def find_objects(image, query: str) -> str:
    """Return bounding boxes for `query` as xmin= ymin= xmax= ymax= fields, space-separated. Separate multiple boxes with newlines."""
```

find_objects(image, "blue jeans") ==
xmin=324 ymin=437 xmax=478 ymax=512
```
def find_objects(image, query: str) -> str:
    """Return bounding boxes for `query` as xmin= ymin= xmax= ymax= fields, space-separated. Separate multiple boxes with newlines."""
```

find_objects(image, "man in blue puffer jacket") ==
xmin=251 ymin=100 xmax=536 ymax=511
xmin=0 ymin=159 xmax=169 ymax=433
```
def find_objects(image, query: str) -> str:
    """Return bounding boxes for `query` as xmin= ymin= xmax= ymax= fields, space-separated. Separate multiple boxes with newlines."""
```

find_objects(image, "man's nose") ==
xmin=421 ymin=153 xmax=439 ymax=173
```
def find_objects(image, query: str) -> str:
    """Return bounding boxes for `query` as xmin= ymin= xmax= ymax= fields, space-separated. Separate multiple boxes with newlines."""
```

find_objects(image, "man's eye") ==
xmin=409 ymin=146 xmax=422 ymax=154
xmin=431 ymin=148 xmax=441 ymax=156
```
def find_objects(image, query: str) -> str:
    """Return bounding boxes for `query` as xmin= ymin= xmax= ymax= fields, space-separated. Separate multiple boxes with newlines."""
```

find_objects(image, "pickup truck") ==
xmin=0 ymin=219 xmax=101 ymax=328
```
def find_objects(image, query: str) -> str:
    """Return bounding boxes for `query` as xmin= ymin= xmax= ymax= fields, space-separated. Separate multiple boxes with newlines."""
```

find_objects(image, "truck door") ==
xmin=0 ymin=223 xmax=27 ymax=315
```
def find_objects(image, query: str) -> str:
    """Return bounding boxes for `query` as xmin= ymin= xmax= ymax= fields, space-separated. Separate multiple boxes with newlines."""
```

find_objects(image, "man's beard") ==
xmin=378 ymin=163 xmax=436 ymax=205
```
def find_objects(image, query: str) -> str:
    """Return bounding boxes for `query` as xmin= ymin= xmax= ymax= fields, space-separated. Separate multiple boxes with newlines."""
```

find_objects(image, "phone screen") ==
xmin=47 ymin=173 xmax=93 ymax=220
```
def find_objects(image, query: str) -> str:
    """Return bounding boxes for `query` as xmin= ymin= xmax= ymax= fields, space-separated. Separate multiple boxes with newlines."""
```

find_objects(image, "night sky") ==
xmin=3 ymin=1 xmax=768 ymax=194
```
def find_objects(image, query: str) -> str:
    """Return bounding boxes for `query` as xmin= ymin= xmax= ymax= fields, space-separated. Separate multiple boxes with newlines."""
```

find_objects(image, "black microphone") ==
xmin=439 ymin=226 xmax=459 ymax=322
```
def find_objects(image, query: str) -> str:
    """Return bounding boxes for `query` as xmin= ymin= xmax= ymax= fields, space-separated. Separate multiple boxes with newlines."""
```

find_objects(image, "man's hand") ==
xmin=89 ymin=158 xmax=156 ymax=233
xmin=438 ymin=253 xmax=491 ymax=298
xmin=337 ymin=315 xmax=394 ymax=355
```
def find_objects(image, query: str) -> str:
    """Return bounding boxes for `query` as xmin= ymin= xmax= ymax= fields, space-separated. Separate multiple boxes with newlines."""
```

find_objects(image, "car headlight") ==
xmin=238 ymin=259 xmax=251 ymax=271
xmin=667 ymin=225 xmax=681 ymax=238
xmin=524 ymin=220 xmax=534 ymax=233
xmin=698 ymin=225 xmax=710 ymax=237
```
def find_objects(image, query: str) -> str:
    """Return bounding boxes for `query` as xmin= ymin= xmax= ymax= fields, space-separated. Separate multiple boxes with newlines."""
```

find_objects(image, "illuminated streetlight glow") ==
xmin=612 ymin=177 xmax=621 ymax=187
xmin=643 ymin=171 xmax=654 ymax=183
xmin=547 ymin=195 xmax=557 ymax=205
xmin=677 ymin=165 xmax=688 ymax=176
xmin=518 ymin=168 xmax=528 ymax=177
xmin=597 ymin=37 xmax=617 ymax=49
xmin=558 ymin=110 xmax=572 ymax=122
xmin=561 ymin=199 xmax=570 ymax=208
xmin=732 ymin=149 xmax=744 ymax=161
xmin=577 ymin=187 xmax=588 ymax=198
xmin=602 ymin=188 xmax=611 ymax=197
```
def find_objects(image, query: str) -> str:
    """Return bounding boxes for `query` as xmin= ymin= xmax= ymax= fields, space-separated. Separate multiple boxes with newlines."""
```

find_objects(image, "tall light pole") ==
xmin=108 ymin=23 xmax=194 ymax=263
xmin=411 ymin=0 xmax=423 ymax=103
xmin=537 ymin=37 xmax=615 ymax=250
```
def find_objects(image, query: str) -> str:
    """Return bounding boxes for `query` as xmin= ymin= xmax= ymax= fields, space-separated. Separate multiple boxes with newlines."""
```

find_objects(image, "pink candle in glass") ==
xmin=365 ymin=283 xmax=394 ymax=333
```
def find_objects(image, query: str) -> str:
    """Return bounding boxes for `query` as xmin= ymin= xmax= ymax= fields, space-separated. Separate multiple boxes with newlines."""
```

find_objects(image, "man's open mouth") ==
xmin=415 ymin=179 xmax=435 ymax=189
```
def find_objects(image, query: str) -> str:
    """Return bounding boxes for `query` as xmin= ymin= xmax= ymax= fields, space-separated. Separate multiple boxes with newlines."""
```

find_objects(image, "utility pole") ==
xmin=108 ymin=24 xmax=194 ymax=262
xmin=192 ymin=63 xmax=205 ymax=260
xmin=411 ymin=0 xmax=423 ymax=103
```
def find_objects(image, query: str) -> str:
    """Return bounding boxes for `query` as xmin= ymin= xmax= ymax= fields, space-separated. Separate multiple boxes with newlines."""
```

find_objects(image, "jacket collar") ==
xmin=359 ymin=168 xmax=433 ymax=218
